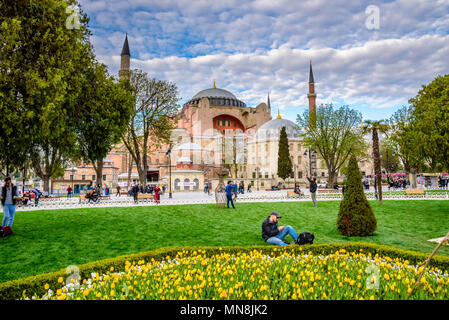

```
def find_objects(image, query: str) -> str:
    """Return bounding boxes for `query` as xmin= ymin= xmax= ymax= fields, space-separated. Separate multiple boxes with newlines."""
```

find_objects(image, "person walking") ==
xmin=307 ymin=176 xmax=318 ymax=207
xmin=1 ymin=177 xmax=20 ymax=234
xmin=132 ymin=183 xmax=139 ymax=204
xmin=67 ymin=186 xmax=73 ymax=198
xmin=226 ymin=181 xmax=235 ymax=209
xmin=116 ymin=184 xmax=121 ymax=197
xmin=247 ymin=183 xmax=252 ymax=193
xmin=154 ymin=185 xmax=161 ymax=204
xmin=32 ymin=188 xmax=41 ymax=206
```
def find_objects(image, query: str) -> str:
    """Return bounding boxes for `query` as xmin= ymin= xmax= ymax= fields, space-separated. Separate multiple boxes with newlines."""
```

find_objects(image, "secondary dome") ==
xmin=256 ymin=118 xmax=302 ymax=140
xmin=173 ymin=142 xmax=204 ymax=151
xmin=184 ymin=87 xmax=246 ymax=108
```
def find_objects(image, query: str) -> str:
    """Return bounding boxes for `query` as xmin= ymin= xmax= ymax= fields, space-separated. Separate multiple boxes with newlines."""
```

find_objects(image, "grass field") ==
xmin=1 ymin=200 xmax=448 ymax=283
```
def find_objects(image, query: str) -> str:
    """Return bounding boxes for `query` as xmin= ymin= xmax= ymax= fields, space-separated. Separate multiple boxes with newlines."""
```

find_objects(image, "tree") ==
xmin=337 ymin=155 xmax=377 ymax=237
xmin=277 ymin=127 xmax=293 ymax=180
xmin=122 ymin=69 xmax=180 ymax=185
xmin=74 ymin=61 xmax=134 ymax=188
xmin=380 ymin=144 xmax=401 ymax=174
xmin=277 ymin=126 xmax=292 ymax=181
xmin=297 ymin=104 xmax=367 ymax=186
xmin=0 ymin=0 xmax=93 ymax=191
xmin=386 ymin=105 xmax=427 ymax=187
xmin=362 ymin=120 xmax=389 ymax=205
xmin=408 ymin=74 xmax=449 ymax=171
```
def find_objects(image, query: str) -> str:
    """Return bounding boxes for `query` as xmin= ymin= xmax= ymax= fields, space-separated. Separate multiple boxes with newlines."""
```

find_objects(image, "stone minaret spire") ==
xmin=119 ymin=33 xmax=130 ymax=81
xmin=307 ymin=60 xmax=317 ymax=128
xmin=267 ymin=92 xmax=271 ymax=110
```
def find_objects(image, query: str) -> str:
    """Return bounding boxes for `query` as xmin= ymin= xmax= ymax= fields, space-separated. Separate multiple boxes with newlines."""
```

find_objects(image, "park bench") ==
xmin=137 ymin=194 xmax=153 ymax=201
xmin=287 ymin=190 xmax=304 ymax=198
xmin=405 ymin=189 xmax=425 ymax=195
xmin=79 ymin=194 xmax=110 ymax=203
xmin=317 ymin=189 xmax=340 ymax=194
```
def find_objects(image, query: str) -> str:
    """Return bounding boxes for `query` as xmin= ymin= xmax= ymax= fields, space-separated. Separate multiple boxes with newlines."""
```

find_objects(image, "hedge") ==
xmin=1 ymin=242 xmax=448 ymax=300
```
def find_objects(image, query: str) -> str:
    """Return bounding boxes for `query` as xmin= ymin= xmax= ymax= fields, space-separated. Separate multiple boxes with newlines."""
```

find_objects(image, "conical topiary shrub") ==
xmin=337 ymin=155 xmax=377 ymax=236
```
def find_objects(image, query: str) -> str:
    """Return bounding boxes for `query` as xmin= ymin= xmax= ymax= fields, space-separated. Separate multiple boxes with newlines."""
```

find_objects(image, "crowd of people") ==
xmin=129 ymin=183 xmax=164 ymax=204
xmin=438 ymin=176 xmax=448 ymax=188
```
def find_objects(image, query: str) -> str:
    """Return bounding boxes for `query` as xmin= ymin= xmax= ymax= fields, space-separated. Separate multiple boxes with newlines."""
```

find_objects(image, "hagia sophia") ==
xmin=52 ymin=35 xmax=374 ymax=193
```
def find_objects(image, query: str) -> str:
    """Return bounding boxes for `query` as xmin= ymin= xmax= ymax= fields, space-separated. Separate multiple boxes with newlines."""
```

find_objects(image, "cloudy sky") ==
xmin=77 ymin=0 xmax=449 ymax=122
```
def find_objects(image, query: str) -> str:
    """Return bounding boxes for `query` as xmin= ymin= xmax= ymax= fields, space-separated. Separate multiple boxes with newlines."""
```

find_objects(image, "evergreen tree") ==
xmin=277 ymin=126 xmax=292 ymax=180
xmin=337 ymin=155 xmax=377 ymax=236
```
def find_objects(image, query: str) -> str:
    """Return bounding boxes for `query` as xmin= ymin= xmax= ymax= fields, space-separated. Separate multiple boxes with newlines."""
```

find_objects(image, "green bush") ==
xmin=1 ymin=242 xmax=448 ymax=300
xmin=337 ymin=155 xmax=377 ymax=236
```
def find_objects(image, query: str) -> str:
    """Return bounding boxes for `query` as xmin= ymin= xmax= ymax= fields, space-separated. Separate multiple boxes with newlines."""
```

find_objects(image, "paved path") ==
xmin=13 ymin=189 xmax=449 ymax=211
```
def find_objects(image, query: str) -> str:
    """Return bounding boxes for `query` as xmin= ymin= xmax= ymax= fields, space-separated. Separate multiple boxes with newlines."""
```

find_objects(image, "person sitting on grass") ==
xmin=261 ymin=211 xmax=299 ymax=246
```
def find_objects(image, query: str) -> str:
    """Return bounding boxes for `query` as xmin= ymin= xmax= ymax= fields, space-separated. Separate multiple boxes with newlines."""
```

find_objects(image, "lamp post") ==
xmin=294 ymin=164 xmax=298 ymax=188
xmin=304 ymin=150 xmax=312 ymax=177
xmin=255 ymin=167 xmax=260 ymax=191
xmin=70 ymin=167 xmax=76 ymax=195
xmin=166 ymin=144 xmax=172 ymax=199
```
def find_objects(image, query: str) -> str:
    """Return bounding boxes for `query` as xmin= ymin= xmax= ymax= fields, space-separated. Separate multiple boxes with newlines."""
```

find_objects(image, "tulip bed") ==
xmin=27 ymin=248 xmax=449 ymax=300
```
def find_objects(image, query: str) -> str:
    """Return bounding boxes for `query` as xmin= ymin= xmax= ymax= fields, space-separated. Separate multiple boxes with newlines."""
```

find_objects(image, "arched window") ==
xmin=184 ymin=178 xmax=190 ymax=191
xmin=175 ymin=179 xmax=180 ymax=191
xmin=193 ymin=179 xmax=199 ymax=190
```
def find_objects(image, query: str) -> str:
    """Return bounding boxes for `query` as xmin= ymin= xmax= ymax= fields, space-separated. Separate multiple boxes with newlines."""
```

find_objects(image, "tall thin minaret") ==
xmin=307 ymin=60 xmax=317 ymax=128
xmin=119 ymin=33 xmax=130 ymax=81
xmin=267 ymin=92 xmax=271 ymax=111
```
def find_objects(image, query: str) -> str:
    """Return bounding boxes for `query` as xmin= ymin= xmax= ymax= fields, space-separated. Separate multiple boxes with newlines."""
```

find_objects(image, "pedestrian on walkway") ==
xmin=1 ymin=177 xmax=20 ymax=233
xmin=154 ymin=184 xmax=161 ymax=204
xmin=226 ymin=181 xmax=235 ymax=209
xmin=307 ymin=176 xmax=317 ymax=207
xmin=116 ymin=184 xmax=121 ymax=197
xmin=67 ymin=186 xmax=73 ymax=198
xmin=132 ymin=183 xmax=139 ymax=204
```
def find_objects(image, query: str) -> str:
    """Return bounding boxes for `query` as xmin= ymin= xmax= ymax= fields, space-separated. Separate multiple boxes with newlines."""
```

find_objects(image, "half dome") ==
xmin=256 ymin=118 xmax=302 ymax=140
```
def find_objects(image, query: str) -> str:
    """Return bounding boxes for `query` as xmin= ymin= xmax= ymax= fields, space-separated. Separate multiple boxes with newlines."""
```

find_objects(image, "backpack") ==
xmin=1 ymin=226 xmax=13 ymax=238
xmin=296 ymin=232 xmax=314 ymax=245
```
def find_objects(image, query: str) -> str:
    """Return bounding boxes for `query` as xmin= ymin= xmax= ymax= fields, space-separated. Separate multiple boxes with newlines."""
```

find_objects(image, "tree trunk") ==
xmin=94 ymin=159 xmax=104 ymax=190
xmin=372 ymin=129 xmax=383 ymax=205
xmin=410 ymin=168 xmax=417 ymax=188
xmin=127 ymin=153 xmax=133 ymax=190
xmin=327 ymin=170 xmax=336 ymax=188
xmin=43 ymin=175 xmax=51 ymax=194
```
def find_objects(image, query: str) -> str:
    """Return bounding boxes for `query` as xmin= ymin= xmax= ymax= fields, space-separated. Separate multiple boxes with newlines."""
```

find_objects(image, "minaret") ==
xmin=267 ymin=92 xmax=271 ymax=111
xmin=307 ymin=60 xmax=317 ymax=129
xmin=119 ymin=33 xmax=130 ymax=81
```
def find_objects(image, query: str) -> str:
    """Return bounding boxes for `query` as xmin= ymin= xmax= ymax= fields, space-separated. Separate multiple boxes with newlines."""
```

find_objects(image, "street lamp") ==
xmin=70 ymin=167 xmax=76 ymax=194
xmin=166 ymin=144 xmax=172 ymax=199
xmin=304 ymin=150 xmax=315 ymax=177
xmin=255 ymin=167 xmax=260 ymax=191
xmin=294 ymin=164 xmax=298 ymax=187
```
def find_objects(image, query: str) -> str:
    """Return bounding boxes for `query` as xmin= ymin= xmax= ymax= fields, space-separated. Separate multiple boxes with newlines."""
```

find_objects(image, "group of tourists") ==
xmin=130 ymin=183 xmax=162 ymax=204
xmin=438 ymin=176 xmax=448 ymax=188
xmin=387 ymin=176 xmax=408 ymax=190
xmin=203 ymin=181 xmax=212 ymax=195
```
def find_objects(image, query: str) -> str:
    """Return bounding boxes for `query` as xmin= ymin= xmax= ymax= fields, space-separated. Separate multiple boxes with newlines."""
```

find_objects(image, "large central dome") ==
xmin=192 ymin=88 xmax=237 ymax=100
xmin=184 ymin=86 xmax=246 ymax=108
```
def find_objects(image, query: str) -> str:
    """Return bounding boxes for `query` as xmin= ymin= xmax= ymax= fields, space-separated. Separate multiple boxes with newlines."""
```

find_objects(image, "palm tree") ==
xmin=362 ymin=120 xmax=389 ymax=205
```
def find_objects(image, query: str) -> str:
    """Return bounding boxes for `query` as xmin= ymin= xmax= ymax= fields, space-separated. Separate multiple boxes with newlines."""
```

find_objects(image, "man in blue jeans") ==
xmin=1 ymin=177 xmax=20 ymax=229
xmin=225 ymin=181 xmax=235 ymax=209
xmin=261 ymin=211 xmax=299 ymax=246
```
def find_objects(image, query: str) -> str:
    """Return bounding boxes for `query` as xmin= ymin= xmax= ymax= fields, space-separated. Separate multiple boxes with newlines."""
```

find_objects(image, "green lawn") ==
xmin=1 ymin=200 xmax=448 ymax=283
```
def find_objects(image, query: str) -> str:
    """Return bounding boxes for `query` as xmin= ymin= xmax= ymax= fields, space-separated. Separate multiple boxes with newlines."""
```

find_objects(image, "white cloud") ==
xmin=78 ymin=0 xmax=449 ymax=119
